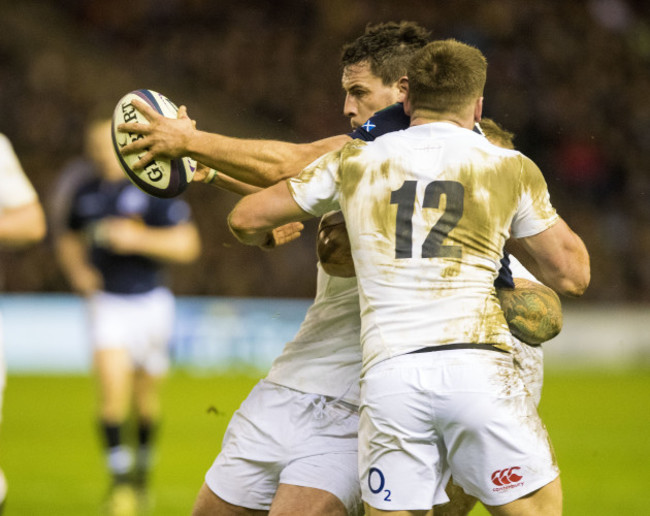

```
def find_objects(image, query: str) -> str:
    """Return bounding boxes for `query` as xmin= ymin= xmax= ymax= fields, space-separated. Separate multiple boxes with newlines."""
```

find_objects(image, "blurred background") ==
xmin=0 ymin=1 xmax=649 ymax=514
xmin=0 ymin=0 xmax=648 ymax=300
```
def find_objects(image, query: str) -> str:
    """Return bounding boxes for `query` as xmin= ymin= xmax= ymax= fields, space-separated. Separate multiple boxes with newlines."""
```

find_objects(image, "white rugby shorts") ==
xmin=358 ymin=349 xmax=559 ymax=510
xmin=205 ymin=379 xmax=362 ymax=515
xmin=88 ymin=287 xmax=174 ymax=376
xmin=511 ymin=338 xmax=544 ymax=406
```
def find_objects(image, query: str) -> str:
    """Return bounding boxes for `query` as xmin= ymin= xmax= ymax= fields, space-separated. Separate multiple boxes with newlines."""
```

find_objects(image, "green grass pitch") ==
xmin=1 ymin=368 xmax=648 ymax=515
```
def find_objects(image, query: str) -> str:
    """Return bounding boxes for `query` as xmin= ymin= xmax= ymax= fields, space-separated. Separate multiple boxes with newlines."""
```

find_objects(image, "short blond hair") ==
xmin=407 ymin=39 xmax=487 ymax=114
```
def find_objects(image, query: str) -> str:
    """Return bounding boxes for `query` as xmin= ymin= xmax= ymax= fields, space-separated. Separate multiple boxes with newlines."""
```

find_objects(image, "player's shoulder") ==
xmin=340 ymin=137 xmax=369 ymax=157
xmin=469 ymin=129 xmax=518 ymax=154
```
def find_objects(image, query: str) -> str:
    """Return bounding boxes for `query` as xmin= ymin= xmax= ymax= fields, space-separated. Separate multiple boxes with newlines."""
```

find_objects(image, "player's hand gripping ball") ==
xmin=317 ymin=211 xmax=356 ymax=278
xmin=112 ymin=89 xmax=196 ymax=198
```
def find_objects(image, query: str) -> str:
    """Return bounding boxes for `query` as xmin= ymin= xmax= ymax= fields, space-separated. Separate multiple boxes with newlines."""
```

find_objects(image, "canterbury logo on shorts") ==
xmin=491 ymin=467 xmax=524 ymax=491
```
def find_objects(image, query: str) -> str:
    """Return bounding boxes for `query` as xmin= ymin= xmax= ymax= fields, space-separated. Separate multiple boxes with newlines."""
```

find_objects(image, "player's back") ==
xmin=337 ymin=121 xmax=551 ymax=371
xmin=265 ymin=263 xmax=362 ymax=405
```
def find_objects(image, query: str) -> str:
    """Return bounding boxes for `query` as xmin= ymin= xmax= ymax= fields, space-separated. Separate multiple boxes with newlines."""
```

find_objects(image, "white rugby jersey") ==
xmin=289 ymin=122 xmax=559 ymax=374
xmin=265 ymin=263 xmax=362 ymax=405
xmin=0 ymin=134 xmax=38 ymax=211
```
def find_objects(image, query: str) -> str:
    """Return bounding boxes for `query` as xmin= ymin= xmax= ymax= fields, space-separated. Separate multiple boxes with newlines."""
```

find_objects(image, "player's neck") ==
xmin=411 ymin=115 xmax=474 ymax=130
xmin=409 ymin=108 xmax=475 ymax=130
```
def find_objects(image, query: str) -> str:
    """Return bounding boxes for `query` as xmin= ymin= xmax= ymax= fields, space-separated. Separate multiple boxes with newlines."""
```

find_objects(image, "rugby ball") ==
xmin=111 ymin=89 xmax=196 ymax=198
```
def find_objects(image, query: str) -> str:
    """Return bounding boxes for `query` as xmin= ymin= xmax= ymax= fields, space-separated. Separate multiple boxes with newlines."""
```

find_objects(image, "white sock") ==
xmin=107 ymin=446 xmax=133 ymax=476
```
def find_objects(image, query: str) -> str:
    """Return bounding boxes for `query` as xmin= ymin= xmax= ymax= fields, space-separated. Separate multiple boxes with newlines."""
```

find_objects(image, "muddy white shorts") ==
xmin=358 ymin=349 xmax=559 ymax=511
xmin=88 ymin=287 xmax=174 ymax=376
xmin=511 ymin=338 xmax=544 ymax=406
xmin=205 ymin=379 xmax=362 ymax=515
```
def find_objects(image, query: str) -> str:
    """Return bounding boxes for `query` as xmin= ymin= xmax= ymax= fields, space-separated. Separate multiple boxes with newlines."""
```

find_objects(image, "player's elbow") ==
xmin=227 ymin=206 xmax=261 ymax=244
xmin=227 ymin=207 xmax=249 ymax=234
xmin=555 ymin=269 xmax=590 ymax=298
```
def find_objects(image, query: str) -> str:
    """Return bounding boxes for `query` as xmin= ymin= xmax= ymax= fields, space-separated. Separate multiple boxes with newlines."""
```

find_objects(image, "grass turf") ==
xmin=1 ymin=369 xmax=648 ymax=515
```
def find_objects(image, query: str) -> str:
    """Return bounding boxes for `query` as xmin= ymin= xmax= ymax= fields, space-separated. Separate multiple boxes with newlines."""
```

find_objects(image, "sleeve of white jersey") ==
xmin=0 ymin=134 xmax=38 ymax=210
xmin=287 ymin=149 xmax=341 ymax=217
xmin=510 ymin=155 xmax=559 ymax=239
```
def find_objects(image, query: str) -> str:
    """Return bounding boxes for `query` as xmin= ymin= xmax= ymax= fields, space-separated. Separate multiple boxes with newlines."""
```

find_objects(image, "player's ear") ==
xmin=474 ymin=96 xmax=484 ymax=122
xmin=399 ymin=77 xmax=412 ymax=115
xmin=397 ymin=76 xmax=409 ymax=103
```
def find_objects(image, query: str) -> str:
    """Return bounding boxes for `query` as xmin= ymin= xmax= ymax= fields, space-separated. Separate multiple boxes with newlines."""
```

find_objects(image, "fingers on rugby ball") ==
xmin=317 ymin=211 xmax=355 ymax=278
xmin=112 ymin=89 xmax=196 ymax=198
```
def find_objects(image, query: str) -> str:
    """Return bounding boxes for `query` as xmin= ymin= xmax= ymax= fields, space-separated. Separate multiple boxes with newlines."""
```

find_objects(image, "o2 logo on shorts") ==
xmin=368 ymin=467 xmax=392 ymax=502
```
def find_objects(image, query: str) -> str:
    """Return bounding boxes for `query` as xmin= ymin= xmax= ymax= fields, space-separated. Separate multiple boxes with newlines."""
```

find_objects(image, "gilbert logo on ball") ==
xmin=112 ymin=89 xmax=196 ymax=198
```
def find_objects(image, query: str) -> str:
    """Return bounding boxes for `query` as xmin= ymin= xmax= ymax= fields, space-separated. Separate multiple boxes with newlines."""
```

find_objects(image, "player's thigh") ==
xmin=135 ymin=287 xmax=174 ymax=375
xmin=278 ymin=448 xmax=362 ymax=515
xmin=434 ymin=480 xmax=478 ymax=516
xmin=192 ymin=483 xmax=268 ymax=516
xmin=270 ymin=484 xmax=347 ymax=516
xmin=484 ymin=477 xmax=562 ymax=516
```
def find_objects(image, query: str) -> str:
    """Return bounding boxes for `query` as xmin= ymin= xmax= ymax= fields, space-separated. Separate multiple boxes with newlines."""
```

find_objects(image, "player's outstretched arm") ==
xmin=118 ymin=98 xmax=351 ymax=188
xmin=0 ymin=201 xmax=46 ymax=247
xmin=228 ymin=181 xmax=312 ymax=247
xmin=199 ymin=169 xmax=262 ymax=196
xmin=513 ymin=218 xmax=590 ymax=297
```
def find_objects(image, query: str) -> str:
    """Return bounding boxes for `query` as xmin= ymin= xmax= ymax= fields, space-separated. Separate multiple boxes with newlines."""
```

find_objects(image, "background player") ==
xmin=0 ymin=133 xmax=46 ymax=514
xmin=53 ymin=118 xmax=201 ymax=515
xmin=227 ymin=38 xmax=590 ymax=515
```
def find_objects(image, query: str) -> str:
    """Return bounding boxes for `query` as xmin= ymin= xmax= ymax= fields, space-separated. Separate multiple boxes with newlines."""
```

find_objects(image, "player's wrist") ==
xmin=185 ymin=129 xmax=210 ymax=162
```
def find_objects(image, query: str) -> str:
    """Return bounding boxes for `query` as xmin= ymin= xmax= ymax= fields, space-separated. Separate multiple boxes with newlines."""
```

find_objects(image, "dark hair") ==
xmin=340 ymin=21 xmax=431 ymax=85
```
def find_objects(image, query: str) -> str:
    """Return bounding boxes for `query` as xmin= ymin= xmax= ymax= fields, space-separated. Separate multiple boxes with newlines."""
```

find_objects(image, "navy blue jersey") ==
xmin=67 ymin=175 xmax=192 ymax=294
xmin=350 ymin=104 xmax=514 ymax=289
xmin=348 ymin=103 xmax=411 ymax=141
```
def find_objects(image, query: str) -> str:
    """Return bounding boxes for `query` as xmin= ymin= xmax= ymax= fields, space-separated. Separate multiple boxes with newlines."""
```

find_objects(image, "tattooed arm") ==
xmin=496 ymin=278 xmax=563 ymax=345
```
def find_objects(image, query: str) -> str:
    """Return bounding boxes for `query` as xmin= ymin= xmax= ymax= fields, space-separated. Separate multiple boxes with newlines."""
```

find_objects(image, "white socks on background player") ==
xmin=108 ymin=445 xmax=133 ymax=481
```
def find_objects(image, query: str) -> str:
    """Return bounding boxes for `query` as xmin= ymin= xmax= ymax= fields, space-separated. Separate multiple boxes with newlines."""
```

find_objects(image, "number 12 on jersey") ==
xmin=390 ymin=180 xmax=464 ymax=259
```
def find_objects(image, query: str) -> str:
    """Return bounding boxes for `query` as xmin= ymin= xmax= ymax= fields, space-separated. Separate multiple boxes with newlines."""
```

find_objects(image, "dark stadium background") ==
xmin=0 ymin=0 xmax=649 ymax=301
xmin=0 ymin=2 xmax=648 ymax=515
